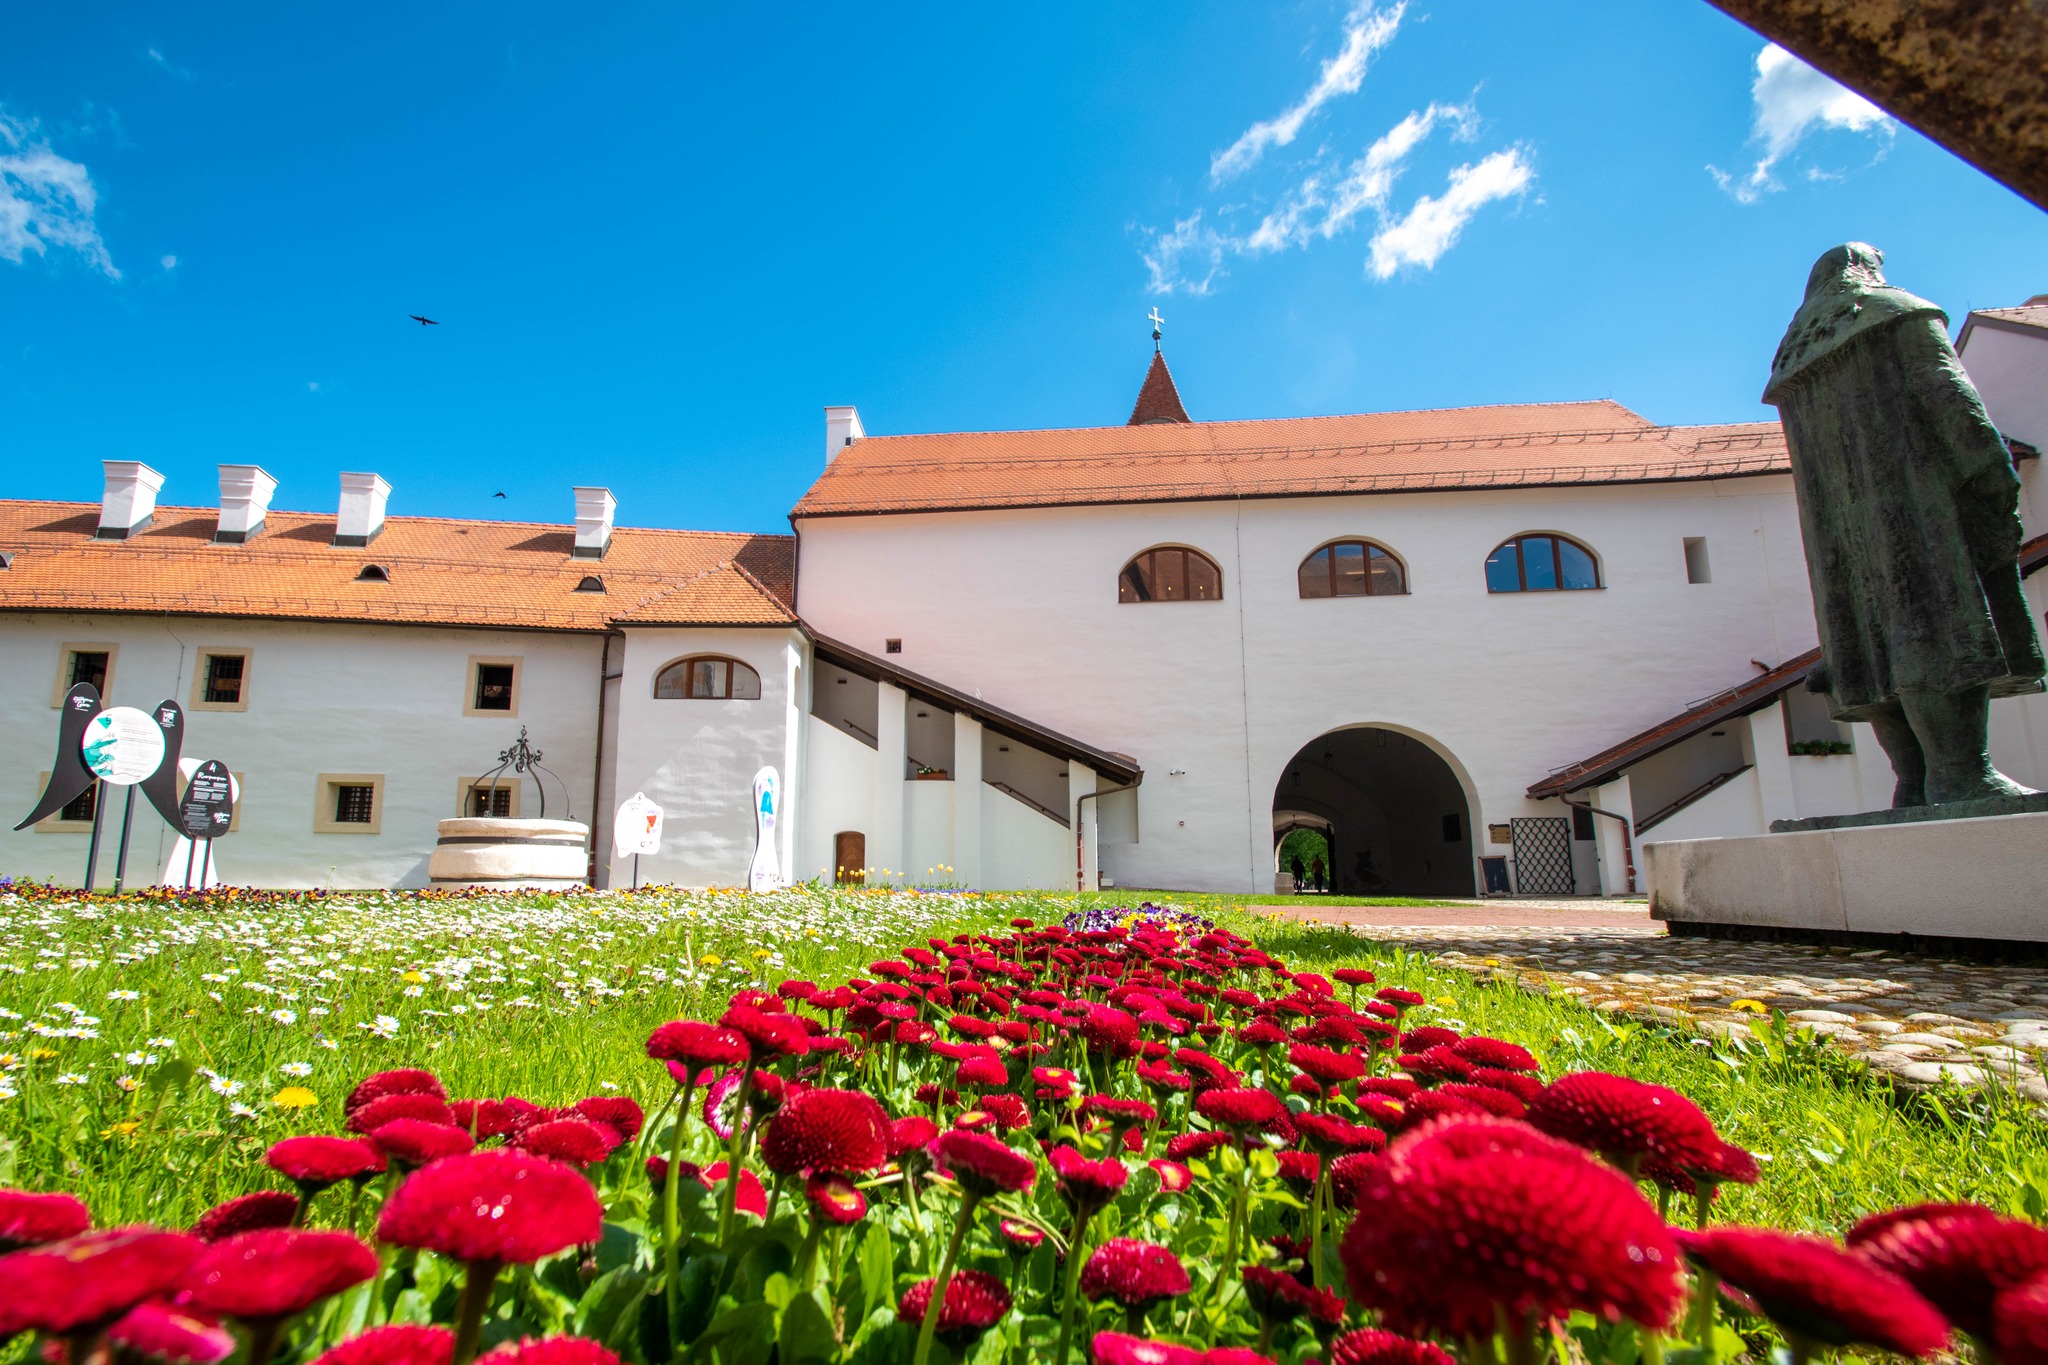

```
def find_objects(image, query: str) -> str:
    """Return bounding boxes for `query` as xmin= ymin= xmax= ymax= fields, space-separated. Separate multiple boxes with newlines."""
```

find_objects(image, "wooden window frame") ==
xmin=189 ymin=648 xmax=253 ymax=713
xmin=455 ymin=776 xmax=522 ymax=819
xmin=1484 ymin=534 xmax=1603 ymax=594
xmin=51 ymin=642 xmax=119 ymax=707
xmin=653 ymin=655 xmax=763 ymax=701
xmin=1297 ymin=539 xmax=1408 ymax=599
xmin=1117 ymin=546 xmax=1224 ymax=604
xmin=463 ymin=655 xmax=523 ymax=717
xmin=314 ymin=773 xmax=385 ymax=834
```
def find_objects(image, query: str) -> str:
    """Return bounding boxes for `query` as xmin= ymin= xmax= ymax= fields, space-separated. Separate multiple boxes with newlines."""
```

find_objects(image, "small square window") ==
xmin=1572 ymin=806 xmax=1597 ymax=841
xmin=335 ymin=785 xmax=375 ymax=823
xmin=885 ymin=639 xmax=902 ymax=654
xmin=1684 ymin=536 xmax=1712 ymax=585
xmin=33 ymin=773 xmax=99 ymax=832
xmin=191 ymin=649 xmax=253 ymax=712
xmin=62 ymin=786 xmax=97 ymax=823
xmin=457 ymin=777 xmax=521 ymax=818
xmin=52 ymin=643 xmax=118 ymax=706
xmin=464 ymin=656 xmax=523 ymax=717
xmin=314 ymin=773 xmax=384 ymax=833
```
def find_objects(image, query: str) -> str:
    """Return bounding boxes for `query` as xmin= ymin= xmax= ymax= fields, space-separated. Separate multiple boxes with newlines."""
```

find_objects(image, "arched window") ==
xmin=1485 ymin=534 xmax=1600 ymax=593
xmin=654 ymin=655 xmax=762 ymax=699
xmin=1299 ymin=540 xmax=1406 ymax=598
xmin=1119 ymin=546 xmax=1223 ymax=603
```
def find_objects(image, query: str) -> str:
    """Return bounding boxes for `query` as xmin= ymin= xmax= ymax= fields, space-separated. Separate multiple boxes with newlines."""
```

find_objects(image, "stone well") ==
xmin=427 ymin=817 xmax=590 ymax=890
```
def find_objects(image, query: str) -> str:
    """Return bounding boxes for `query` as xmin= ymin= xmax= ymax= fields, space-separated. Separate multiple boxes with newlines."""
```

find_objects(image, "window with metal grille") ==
xmin=69 ymin=650 xmax=109 ymax=693
xmin=1299 ymin=540 xmax=1406 ymax=597
xmin=334 ymin=784 xmax=376 ymax=824
xmin=469 ymin=785 xmax=512 ymax=817
xmin=61 ymin=785 xmax=96 ymax=823
xmin=474 ymin=663 xmax=515 ymax=711
xmin=1485 ymin=534 xmax=1600 ymax=593
xmin=203 ymin=653 xmax=245 ymax=704
xmin=1118 ymin=546 xmax=1222 ymax=603
xmin=653 ymin=655 xmax=762 ymax=700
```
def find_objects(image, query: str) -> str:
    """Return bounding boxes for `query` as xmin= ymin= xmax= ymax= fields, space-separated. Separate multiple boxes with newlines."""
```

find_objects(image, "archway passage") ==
xmin=1273 ymin=727 xmax=1475 ymax=897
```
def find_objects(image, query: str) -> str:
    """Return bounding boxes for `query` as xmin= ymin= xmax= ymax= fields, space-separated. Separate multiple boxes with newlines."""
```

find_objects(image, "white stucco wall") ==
xmin=606 ymin=628 xmax=805 ymax=889
xmin=1962 ymin=322 xmax=2048 ymax=453
xmin=794 ymin=475 xmax=1822 ymax=893
xmin=0 ymin=612 xmax=603 ymax=888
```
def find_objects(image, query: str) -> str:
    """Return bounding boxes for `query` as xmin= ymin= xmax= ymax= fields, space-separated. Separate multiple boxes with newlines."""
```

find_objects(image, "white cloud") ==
xmin=1709 ymin=43 xmax=1891 ymax=203
xmin=0 ymin=111 xmax=118 ymax=278
xmin=1210 ymin=1 xmax=1406 ymax=183
xmin=146 ymin=48 xmax=194 ymax=80
xmin=1245 ymin=101 xmax=1475 ymax=253
xmin=160 ymin=254 xmax=177 ymax=270
xmin=1367 ymin=147 xmax=1533 ymax=278
xmin=1141 ymin=212 xmax=1231 ymax=296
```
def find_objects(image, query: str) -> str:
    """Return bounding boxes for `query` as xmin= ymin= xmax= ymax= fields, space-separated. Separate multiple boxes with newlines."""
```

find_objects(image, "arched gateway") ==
xmin=1271 ymin=726 xmax=1476 ymax=897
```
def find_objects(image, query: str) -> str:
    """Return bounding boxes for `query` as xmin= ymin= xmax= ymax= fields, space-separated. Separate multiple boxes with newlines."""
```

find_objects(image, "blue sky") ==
xmin=4 ymin=2 xmax=2044 ymax=534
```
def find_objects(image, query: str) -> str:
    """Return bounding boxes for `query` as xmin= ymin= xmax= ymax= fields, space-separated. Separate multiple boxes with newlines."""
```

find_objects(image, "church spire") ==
xmin=1128 ymin=308 xmax=1190 ymax=425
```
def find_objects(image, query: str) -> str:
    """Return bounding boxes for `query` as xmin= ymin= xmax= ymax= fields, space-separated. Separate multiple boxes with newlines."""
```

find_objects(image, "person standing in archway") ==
xmin=1288 ymin=850 xmax=1306 ymax=893
xmin=1310 ymin=853 xmax=1327 ymax=894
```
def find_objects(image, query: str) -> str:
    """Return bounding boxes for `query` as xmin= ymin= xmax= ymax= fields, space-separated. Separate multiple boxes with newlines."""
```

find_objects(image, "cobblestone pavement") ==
xmin=1262 ymin=900 xmax=2048 ymax=1102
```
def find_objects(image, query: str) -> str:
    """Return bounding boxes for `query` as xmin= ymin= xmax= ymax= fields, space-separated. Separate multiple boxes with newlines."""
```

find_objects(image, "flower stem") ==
xmin=242 ymin=1319 xmax=285 ymax=1365
xmin=1308 ymin=1164 xmax=1329 ymax=1290
xmin=1052 ymin=1209 xmax=1089 ymax=1365
xmin=913 ymin=1192 xmax=980 ymax=1365
xmin=662 ymin=1076 xmax=697 ymax=1339
xmin=716 ymin=1069 xmax=756 ymax=1242
xmin=451 ymin=1258 xmax=503 ymax=1365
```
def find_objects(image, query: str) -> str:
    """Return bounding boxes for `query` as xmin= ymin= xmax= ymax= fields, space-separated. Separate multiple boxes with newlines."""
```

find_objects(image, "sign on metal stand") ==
xmin=14 ymin=684 xmax=104 ymax=886
xmin=178 ymin=760 xmax=234 ymax=891
xmin=81 ymin=706 xmax=168 ymax=894
xmin=749 ymin=767 xmax=782 ymax=892
xmin=613 ymin=792 xmax=663 ymax=890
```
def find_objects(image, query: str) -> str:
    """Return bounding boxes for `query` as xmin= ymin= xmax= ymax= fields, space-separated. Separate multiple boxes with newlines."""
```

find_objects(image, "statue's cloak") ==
xmin=1764 ymin=244 xmax=2044 ymax=719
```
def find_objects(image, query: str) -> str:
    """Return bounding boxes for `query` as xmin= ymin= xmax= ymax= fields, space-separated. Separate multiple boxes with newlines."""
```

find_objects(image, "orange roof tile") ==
xmin=0 ymin=502 xmax=796 ymax=632
xmin=792 ymin=399 xmax=1789 ymax=517
xmin=1128 ymin=352 xmax=1191 ymax=425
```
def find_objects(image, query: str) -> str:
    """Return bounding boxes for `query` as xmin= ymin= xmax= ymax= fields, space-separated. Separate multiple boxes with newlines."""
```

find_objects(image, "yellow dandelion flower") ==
xmin=401 ymin=971 xmax=427 ymax=984
xmin=753 ymin=949 xmax=772 ymax=961
xmin=100 ymin=1121 xmax=141 ymax=1140
xmin=1729 ymin=999 xmax=1768 ymax=1014
xmin=29 ymin=1047 xmax=58 ymax=1061
xmin=701 ymin=954 xmax=724 ymax=967
xmin=273 ymin=1086 xmax=319 ymax=1110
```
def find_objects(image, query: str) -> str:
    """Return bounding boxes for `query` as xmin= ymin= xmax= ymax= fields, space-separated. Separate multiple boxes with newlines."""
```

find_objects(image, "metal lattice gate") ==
xmin=1509 ymin=817 xmax=1575 ymax=895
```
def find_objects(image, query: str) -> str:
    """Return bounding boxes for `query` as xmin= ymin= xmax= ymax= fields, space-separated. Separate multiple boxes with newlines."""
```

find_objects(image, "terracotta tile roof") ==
xmin=1128 ymin=352 xmax=1191 ymax=425
xmin=0 ymin=502 xmax=796 ymax=632
xmin=1959 ymin=302 xmax=2048 ymax=350
xmin=1526 ymin=649 xmax=1822 ymax=800
xmin=792 ymin=399 xmax=1789 ymax=517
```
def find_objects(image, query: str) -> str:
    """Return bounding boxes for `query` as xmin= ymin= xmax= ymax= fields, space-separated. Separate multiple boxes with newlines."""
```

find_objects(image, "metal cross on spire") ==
xmin=1147 ymin=307 xmax=1164 ymax=350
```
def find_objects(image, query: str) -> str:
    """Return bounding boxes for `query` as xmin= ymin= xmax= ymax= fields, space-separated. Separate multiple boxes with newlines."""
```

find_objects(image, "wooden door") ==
xmin=834 ymin=831 xmax=866 ymax=886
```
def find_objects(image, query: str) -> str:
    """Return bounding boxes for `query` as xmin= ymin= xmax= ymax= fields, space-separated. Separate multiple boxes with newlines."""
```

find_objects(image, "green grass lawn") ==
xmin=2 ymin=883 xmax=2044 ymax=1237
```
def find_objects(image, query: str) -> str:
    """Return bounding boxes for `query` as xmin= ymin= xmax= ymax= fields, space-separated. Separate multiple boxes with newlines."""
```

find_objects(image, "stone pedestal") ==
xmin=427 ymin=817 xmax=590 ymax=891
xmin=1646 ymin=811 xmax=2048 ymax=944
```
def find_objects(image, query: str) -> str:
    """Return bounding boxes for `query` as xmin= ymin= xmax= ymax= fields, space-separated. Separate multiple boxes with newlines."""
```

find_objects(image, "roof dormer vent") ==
xmin=825 ymin=406 xmax=865 ymax=466
xmin=572 ymin=487 xmax=615 ymax=560
xmin=335 ymin=473 xmax=390 ymax=547
xmin=215 ymin=464 xmax=278 ymax=544
xmin=96 ymin=461 xmax=165 ymax=540
xmin=356 ymin=563 xmax=390 ymax=582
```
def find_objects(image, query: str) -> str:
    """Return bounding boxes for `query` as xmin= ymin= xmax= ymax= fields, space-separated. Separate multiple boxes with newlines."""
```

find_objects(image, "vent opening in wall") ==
xmin=1683 ymin=537 xmax=1711 ymax=585
xmin=884 ymin=639 xmax=902 ymax=654
xmin=356 ymin=564 xmax=389 ymax=582
xmin=574 ymin=575 xmax=605 ymax=593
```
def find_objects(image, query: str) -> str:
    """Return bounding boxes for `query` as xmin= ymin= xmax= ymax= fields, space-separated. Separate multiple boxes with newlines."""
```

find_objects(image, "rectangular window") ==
xmin=1571 ymin=806 xmax=1596 ymax=841
xmin=1483 ymin=545 xmax=1521 ymax=594
xmin=190 ymin=649 xmax=253 ymax=712
xmin=314 ymin=773 xmax=384 ymax=833
xmin=463 ymin=656 xmax=523 ymax=717
xmin=458 ymin=777 xmax=520 ymax=818
xmin=1522 ymin=536 xmax=1559 ymax=590
xmin=1684 ymin=536 xmax=1712 ymax=585
xmin=689 ymin=659 xmax=723 ymax=698
xmin=1332 ymin=542 xmax=1368 ymax=595
xmin=62 ymin=786 xmax=97 ymax=823
xmin=52 ymin=643 xmax=118 ymax=706
xmin=34 ymin=773 xmax=99 ymax=832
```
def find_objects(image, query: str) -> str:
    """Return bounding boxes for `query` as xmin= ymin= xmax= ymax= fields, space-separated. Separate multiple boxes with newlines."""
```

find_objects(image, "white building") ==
xmin=4 ymin=303 xmax=2045 ymax=896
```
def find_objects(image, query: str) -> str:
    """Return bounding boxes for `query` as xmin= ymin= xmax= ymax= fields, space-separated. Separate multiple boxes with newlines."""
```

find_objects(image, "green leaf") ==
xmin=669 ymin=1253 xmax=727 ymax=1347
xmin=146 ymin=1057 xmax=197 ymax=1092
xmin=778 ymin=1287 xmax=839 ymax=1365
xmin=859 ymin=1221 xmax=897 ymax=1318
xmin=695 ymin=1301 xmax=776 ymax=1365
xmin=576 ymin=1267 xmax=651 ymax=1345
xmin=762 ymin=1273 xmax=796 ymax=1311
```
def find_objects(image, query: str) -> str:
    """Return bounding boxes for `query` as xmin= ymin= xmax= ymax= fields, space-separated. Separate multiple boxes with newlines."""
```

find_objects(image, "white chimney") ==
xmin=334 ymin=472 xmax=391 ymax=547
xmin=96 ymin=461 xmax=165 ymax=540
xmin=572 ymin=486 xmax=616 ymax=560
xmin=215 ymin=464 xmax=279 ymax=544
xmin=825 ymin=405 xmax=865 ymax=465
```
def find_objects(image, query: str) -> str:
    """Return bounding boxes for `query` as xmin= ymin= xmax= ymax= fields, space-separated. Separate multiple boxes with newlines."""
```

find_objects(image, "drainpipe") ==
xmin=1560 ymin=791 xmax=1635 ymax=895
xmin=1075 ymin=778 xmax=1141 ymax=892
xmin=587 ymin=632 xmax=623 ymax=887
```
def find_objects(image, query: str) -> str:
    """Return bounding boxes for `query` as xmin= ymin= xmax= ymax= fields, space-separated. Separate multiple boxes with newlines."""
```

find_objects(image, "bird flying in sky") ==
xmin=409 ymin=315 xmax=438 ymax=326
xmin=493 ymin=492 xmax=507 ymax=498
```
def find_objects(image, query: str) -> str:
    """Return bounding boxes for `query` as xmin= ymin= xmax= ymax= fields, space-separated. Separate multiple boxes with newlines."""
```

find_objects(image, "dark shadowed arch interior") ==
xmin=1272 ymin=727 xmax=1474 ymax=897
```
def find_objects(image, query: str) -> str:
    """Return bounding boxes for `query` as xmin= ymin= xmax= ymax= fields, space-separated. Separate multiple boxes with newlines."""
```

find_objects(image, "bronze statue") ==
xmin=1765 ymin=243 xmax=2044 ymax=808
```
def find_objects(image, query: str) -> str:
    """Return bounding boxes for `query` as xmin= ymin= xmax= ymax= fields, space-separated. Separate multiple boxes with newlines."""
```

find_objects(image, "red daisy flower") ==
xmin=698 ymin=1162 xmax=767 ymax=1220
xmin=1333 ymin=969 xmax=1378 ymax=987
xmin=1083 ymin=1096 xmax=1159 ymax=1128
xmin=890 ymin=1115 xmax=941 ymax=1158
xmin=1340 ymin=1117 xmax=1682 ymax=1338
xmin=344 ymin=1092 xmax=456 ymax=1136
xmin=309 ymin=1325 xmax=456 ymax=1365
xmin=106 ymin=1301 xmax=237 ymax=1365
xmin=1295 ymin=1112 xmax=1384 ymax=1155
xmin=473 ymin=1338 xmax=622 ymax=1365
xmin=1400 ymin=1027 xmax=1462 ymax=1053
xmin=958 ymin=1055 xmax=1010 ymax=1087
xmin=1001 ymin=1218 xmax=1046 ymax=1249
xmin=1242 ymin=1264 xmax=1346 ymax=1325
xmin=449 ymin=1099 xmax=517 ymax=1139
xmin=1080 ymin=1238 xmax=1192 ymax=1307
xmin=1453 ymin=1037 xmax=1540 ymax=1073
xmin=1290 ymin=1043 xmax=1367 ymax=1086
xmin=761 ymin=1088 xmax=891 ymax=1176
xmin=373 ymin=1118 xmax=477 ymax=1167
xmin=0 ymin=1187 xmax=91 ymax=1252
xmin=1995 ymin=1274 xmax=2048 ymax=1365
xmin=720 ymin=1003 xmax=812 ymax=1059
xmin=1277 ymin=1150 xmax=1320 ymax=1190
xmin=1050 ymin=1145 xmax=1130 ymax=1215
xmin=898 ymin=1269 xmax=1012 ymax=1341
xmin=1466 ymin=1069 xmax=1546 ymax=1104
xmin=1147 ymin=1159 xmax=1194 ymax=1193
xmin=1677 ymin=1227 xmax=1948 ymax=1356
xmin=1401 ymin=1046 xmax=1476 ymax=1086
xmin=644 ymin=1020 xmax=749 ymax=1069
xmin=930 ymin=1131 xmax=1038 ymax=1198
xmin=183 ymin=1229 xmax=379 ymax=1321
xmin=1164 ymin=1131 xmax=1230 ymax=1161
xmin=513 ymin=1119 xmax=619 ymax=1167
xmin=1847 ymin=1203 xmax=2048 ymax=1340
xmin=806 ymin=1174 xmax=869 ymax=1225
xmin=1388 ymin=1090 xmax=1486 ymax=1132
xmin=1193 ymin=1087 xmax=1287 ymax=1132
xmin=377 ymin=1151 xmax=603 ymax=1264
xmin=1088 ymin=1332 xmax=1204 ymax=1365
xmin=1526 ymin=1072 xmax=1719 ymax=1172
xmin=193 ymin=1191 xmax=300 ymax=1242
xmin=1329 ymin=1329 xmax=1457 ymax=1365
xmin=264 ymin=1135 xmax=386 ymax=1195
xmin=343 ymin=1069 xmax=445 ymax=1115
xmin=978 ymin=1093 xmax=1032 ymax=1131
xmin=574 ymin=1097 xmax=644 ymax=1142
xmin=0 ymin=1227 xmax=203 ymax=1337
xmin=1433 ymin=1083 xmax=1526 ymax=1120
xmin=1032 ymin=1066 xmax=1082 ymax=1096
xmin=1079 ymin=1006 xmax=1143 ymax=1058
xmin=1374 ymin=988 xmax=1424 ymax=1011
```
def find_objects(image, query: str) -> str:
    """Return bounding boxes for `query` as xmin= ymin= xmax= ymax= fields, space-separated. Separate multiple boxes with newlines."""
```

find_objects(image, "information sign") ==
xmin=613 ymin=792 xmax=664 ymax=858
xmin=80 ymin=707 xmax=166 ymax=787
xmin=749 ymin=767 xmax=783 ymax=892
xmin=179 ymin=761 xmax=234 ymax=839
